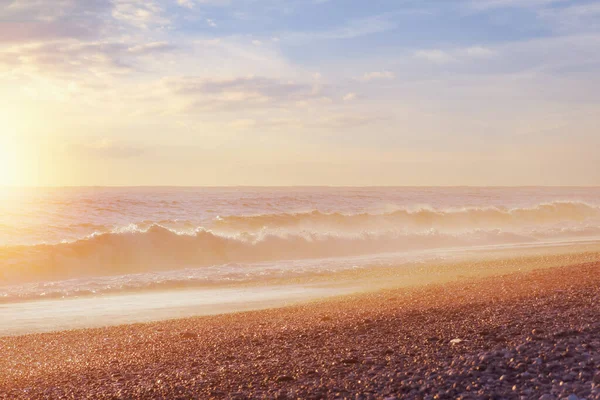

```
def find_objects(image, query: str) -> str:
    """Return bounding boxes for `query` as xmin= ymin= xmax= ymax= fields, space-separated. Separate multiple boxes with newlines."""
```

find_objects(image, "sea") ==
xmin=1 ymin=187 xmax=600 ymax=335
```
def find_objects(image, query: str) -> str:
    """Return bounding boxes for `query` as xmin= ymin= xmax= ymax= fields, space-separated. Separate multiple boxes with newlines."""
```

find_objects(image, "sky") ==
xmin=0 ymin=0 xmax=599 ymax=186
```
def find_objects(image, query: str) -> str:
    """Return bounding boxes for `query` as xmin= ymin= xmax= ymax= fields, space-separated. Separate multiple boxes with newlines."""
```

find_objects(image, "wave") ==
xmin=1 ymin=201 xmax=599 ymax=286
xmin=0 ymin=224 xmax=538 ymax=285
xmin=212 ymin=201 xmax=600 ymax=233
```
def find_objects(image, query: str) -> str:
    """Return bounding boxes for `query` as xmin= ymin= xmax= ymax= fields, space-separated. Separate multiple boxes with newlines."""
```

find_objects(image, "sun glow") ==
xmin=0 ymin=131 xmax=19 ymax=186
xmin=0 ymin=101 xmax=37 ymax=187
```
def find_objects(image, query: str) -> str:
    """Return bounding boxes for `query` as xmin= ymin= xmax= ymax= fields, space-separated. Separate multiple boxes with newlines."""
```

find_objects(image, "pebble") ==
xmin=276 ymin=376 xmax=295 ymax=383
xmin=180 ymin=331 xmax=197 ymax=339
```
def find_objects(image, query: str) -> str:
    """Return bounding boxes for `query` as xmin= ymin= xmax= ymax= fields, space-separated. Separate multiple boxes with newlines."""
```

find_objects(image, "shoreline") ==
xmin=1 ymin=259 xmax=600 ymax=399
xmin=2 ymin=242 xmax=600 ymax=337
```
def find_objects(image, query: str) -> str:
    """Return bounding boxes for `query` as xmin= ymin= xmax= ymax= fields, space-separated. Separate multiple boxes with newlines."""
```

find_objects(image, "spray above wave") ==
xmin=212 ymin=201 xmax=600 ymax=233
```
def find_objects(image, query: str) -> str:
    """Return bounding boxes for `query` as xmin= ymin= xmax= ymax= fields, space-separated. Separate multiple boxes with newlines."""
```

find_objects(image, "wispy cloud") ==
xmin=282 ymin=14 xmax=397 ymax=43
xmin=161 ymin=75 xmax=335 ymax=112
xmin=111 ymin=0 xmax=169 ymax=29
xmin=467 ymin=0 xmax=568 ymax=11
xmin=538 ymin=3 xmax=600 ymax=33
xmin=412 ymin=45 xmax=497 ymax=65
xmin=177 ymin=0 xmax=195 ymax=9
xmin=0 ymin=0 xmax=110 ymax=22
xmin=414 ymin=49 xmax=455 ymax=64
xmin=343 ymin=92 xmax=357 ymax=101
xmin=71 ymin=138 xmax=145 ymax=158
xmin=0 ymin=39 xmax=175 ymax=78
xmin=0 ymin=0 xmax=109 ymax=43
xmin=360 ymin=71 xmax=395 ymax=81
xmin=463 ymin=46 xmax=496 ymax=58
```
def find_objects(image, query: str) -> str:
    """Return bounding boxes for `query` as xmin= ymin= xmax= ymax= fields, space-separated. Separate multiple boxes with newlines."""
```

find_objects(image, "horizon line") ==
xmin=2 ymin=185 xmax=600 ymax=189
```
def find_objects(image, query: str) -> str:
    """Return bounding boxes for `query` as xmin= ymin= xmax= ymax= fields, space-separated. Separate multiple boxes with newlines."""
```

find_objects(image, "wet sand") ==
xmin=4 ymin=243 xmax=599 ymax=338
xmin=1 ymin=260 xmax=599 ymax=399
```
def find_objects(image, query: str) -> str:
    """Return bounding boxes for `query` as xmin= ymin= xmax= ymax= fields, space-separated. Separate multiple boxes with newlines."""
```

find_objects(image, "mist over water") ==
xmin=1 ymin=187 xmax=600 ymax=303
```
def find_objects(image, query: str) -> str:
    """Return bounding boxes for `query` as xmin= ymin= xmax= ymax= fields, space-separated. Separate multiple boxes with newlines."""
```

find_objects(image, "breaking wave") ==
xmin=212 ymin=202 xmax=600 ymax=233
xmin=0 ymin=201 xmax=599 ymax=286
xmin=0 ymin=225 xmax=532 ymax=284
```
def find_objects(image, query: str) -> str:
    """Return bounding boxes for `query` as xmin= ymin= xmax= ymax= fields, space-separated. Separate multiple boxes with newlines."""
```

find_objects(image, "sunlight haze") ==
xmin=1 ymin=0 xmax=599 ymax=186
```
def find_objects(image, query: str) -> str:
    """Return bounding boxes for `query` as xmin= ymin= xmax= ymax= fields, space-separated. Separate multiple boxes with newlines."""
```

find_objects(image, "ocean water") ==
xmin=1 ymin=187 xmax=600 ymax=306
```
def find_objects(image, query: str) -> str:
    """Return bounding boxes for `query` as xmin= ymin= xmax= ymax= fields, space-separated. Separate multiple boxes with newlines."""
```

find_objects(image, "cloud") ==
xmin=283 ymin=14 xmax=397 ymax=43
xmin=319 ymin=113 xmax=385 ymax=129
xmin=463 ymin=46 xmax=496 ymax=58
xmin=414 ymin=49 xmax=455 ymax=64
xmin=183 ymin=38 xmax=292 ymax=77
xmin=231 ymin=112 xmax=387 ymax=134
xmin=127 ymin=41 xmax=174 ymax=54
xmin=0 ymin=22 xmax=96 ymax=44
xmin=467 ymin=0 xmax=567 ymax=11
xmin=412 ymin=46 xmax=496 ymax=65
xmin=0 ymin=39 xmax=175 ymax=78
xmin=111 ymin=0 xmax=169 ymax=29
xmin=0 ymin=0 xmax=110 ymax=22
xmin=0 ymin=0 xmax=175 ymax=45
xmin=538 ymin=3 xmax=600 ymax=34
xmin=72 ymin=138 xmax=145 ymax=158
xmin=0 ymin=0 xmax=110 ymax=43
xmin=168 ymin=76 xmax=314 ymax=96
xmin=162 ymin=76 xmax=331 ymax=112
xmin=228 ymin=119 xmax=257 ymax=130
xmin=343 ymin=92 xmax=357 ymax=101
xmin=466 ymin=0 xmax=600 ymax=35
xmin=177 ymin=0 xmax=195 ymax=9
xmin=476 ymin=34 xmax=600 ymax=78
xmin=360 ymin=71 xmax=395 ymax=81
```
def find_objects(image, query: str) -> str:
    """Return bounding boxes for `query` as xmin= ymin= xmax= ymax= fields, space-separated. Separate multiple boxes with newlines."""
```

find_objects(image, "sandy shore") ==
xmin=1 ymin=261 xmax=599 ymax=399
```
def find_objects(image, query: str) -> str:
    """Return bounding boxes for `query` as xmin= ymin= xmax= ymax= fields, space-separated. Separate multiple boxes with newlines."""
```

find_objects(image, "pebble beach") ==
xmin=1 ymin=260 xmax=599 ymax=400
